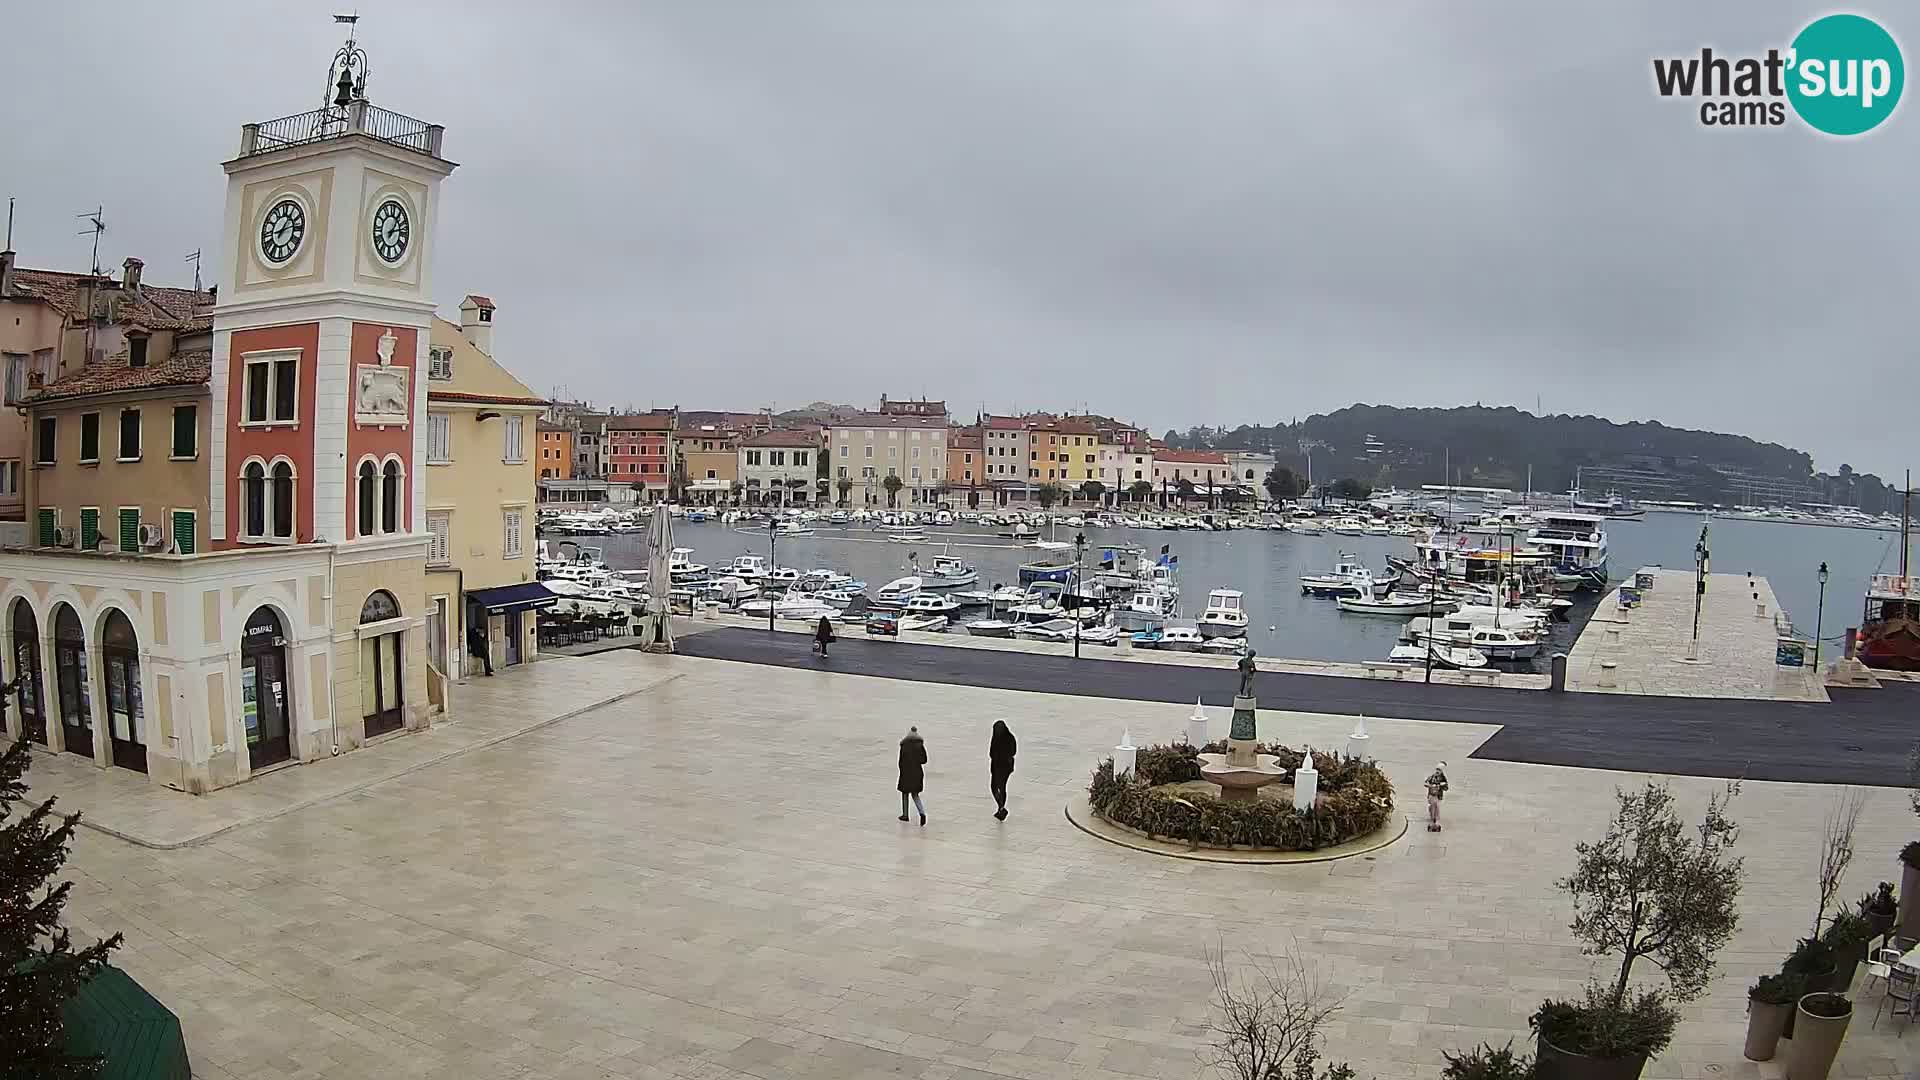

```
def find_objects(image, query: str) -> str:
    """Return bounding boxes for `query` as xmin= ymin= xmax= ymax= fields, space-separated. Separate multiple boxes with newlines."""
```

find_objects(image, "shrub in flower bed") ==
xmin=1087 ymin=741 xmax=1394 ymax=851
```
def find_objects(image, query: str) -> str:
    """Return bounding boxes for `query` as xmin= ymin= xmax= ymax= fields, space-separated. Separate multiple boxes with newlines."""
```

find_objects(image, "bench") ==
xmin=1359 ymin=661 xmax=1407 ymax=680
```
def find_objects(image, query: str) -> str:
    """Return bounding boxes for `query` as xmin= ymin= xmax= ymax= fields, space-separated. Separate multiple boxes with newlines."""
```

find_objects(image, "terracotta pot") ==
xmin=1535 ymin=1034 xmax=1648 ymax=1080
xmin=1743 ymin=998 xmax=1792 ymax=1061
xmin=1901 ymin=862 xmax=1920 ymax=943
xmin=1785 ymin=994 xmax=1851 ymax=1080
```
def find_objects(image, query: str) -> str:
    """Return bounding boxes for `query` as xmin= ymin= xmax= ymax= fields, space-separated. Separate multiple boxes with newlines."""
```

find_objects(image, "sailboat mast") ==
xmin=1902 ymin=468 xmax=1911 ymax=583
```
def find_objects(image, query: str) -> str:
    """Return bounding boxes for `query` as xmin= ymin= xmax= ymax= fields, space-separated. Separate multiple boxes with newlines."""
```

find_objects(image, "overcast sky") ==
xmin=5 ymin=3 xmax=1913 ymax=476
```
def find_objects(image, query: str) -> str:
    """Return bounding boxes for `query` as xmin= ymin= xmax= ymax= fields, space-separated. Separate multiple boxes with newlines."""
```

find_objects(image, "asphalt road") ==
xmin=672 ymin=627 xmax=1919 ymax=786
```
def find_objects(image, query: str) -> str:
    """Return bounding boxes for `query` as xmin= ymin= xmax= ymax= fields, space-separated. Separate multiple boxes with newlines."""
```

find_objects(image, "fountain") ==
xmin=1197 ymin=651 xmax=1287 ymax=802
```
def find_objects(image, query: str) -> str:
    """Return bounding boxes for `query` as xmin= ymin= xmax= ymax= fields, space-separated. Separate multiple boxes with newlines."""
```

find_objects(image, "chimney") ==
xmin=0 ymin=250 xmax=14 ymax=297
xmin=122 ymin=257 xmax=143 ymax=296
xmin=459 ymin=294 xmax=495 ymax=354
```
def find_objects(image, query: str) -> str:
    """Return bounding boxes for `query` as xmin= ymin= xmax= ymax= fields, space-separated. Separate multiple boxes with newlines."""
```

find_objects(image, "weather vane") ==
xmin=324 ymin=13 xmax=370 ymax=111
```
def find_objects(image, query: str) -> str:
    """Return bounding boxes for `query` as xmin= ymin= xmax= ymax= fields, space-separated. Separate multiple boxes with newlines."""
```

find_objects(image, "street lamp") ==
xmin=1688 ymin=522 xmax=1710 ymax=660
xmin=766 ymin=517 xmax=778 ymax=634
xmin=1073 ymin=531 xmax=1088 ymax=659
xmin=1814 ymin=561 xmax=1830 ymax=669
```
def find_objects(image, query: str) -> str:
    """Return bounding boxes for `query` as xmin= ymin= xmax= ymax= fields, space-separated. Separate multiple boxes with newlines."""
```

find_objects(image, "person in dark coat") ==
xmin=897 ymin=726 xmax=927 ymax=825
xmin=467 ymin=620 xmax=493 ymax=676
xmin=988 ymin=719 xmax=1017 ymax=820
xmin=813 ymin=616 xmax=835 ymax=658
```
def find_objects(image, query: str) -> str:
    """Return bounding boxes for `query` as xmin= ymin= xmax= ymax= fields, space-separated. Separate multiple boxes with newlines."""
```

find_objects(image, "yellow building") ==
xmin=675 ymin=425 xmax=740 ymax=505
xmin=424 ymin=299 xmax=547 ymax=678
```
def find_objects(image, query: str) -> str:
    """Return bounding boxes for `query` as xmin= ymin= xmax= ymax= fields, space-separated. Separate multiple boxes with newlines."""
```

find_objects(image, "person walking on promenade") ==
xmin=898 ymin=726 xmax=928 ymax=826
xmin=989 ymin=720 xmax=1017 ymax=820
xmin=1425 ymin=761 xmax=1449 ymax=832
xmin=813 ymin=616 xmax=835 ymax=659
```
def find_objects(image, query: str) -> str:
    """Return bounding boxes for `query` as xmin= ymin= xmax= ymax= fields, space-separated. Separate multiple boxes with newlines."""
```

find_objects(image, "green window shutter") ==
xmin=171 ymin=511 xmax=195 ymax=555
xmin=79 ymin=508 xmax=99 ymax=550
xmin=37 ymin=508 xmax=56 ymax=546
xmin=118 ymin=509 xmax=139 ymax=551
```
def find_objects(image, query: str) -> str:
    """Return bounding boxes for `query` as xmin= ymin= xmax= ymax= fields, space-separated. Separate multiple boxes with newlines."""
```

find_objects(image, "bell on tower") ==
xmin=325 ymin=14 xmax=370 ymax=112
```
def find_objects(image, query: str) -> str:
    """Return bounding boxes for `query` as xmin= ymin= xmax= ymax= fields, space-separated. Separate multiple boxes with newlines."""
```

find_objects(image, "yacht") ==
xmin=1197 ymin=589 xmax=1249 ymax=639
xmin=1403 ymin=621 xmax=1541 ymax=660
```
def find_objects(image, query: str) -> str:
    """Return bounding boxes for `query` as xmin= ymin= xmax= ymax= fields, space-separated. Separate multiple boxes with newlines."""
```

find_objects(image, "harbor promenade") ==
xmin=44 ymin=649 xmax=1920 ymax=1080
xmin=1564 ymin=567 xmax=1827 ymax=701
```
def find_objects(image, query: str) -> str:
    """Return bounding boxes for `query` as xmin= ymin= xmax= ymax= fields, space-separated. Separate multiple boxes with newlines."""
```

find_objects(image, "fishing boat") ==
xmin=909 ymin=551 xmax=979 ymax=589
xmin=873 ymin=576 xmax=922 ymax=607
xmin=1017 ymin=547 xmax=1076 ymax=586
xmin=1131 ymin=624 xmax=1205 ymax=652
xmin=985 ymin=585 xmax=1030 ymax=610
xmin=1114 ymin=588 xmax=1178 ymax=631
xmin=719 ymin=554 xmax=768 ymax=580
xmin=896 ymin=613 xmax=950 ymax=633
xmin=667 ymin=548 xmax=709 ymax=582
xmin=1386 ymin=643 xmax=1489 ymax=669
xmin=1336 ymin=594 xmax=1449 ymax=616
xmin=1858 ymin=481 xmax=1918 ymax=670
xmin=1300 ymin=558 xmax=1390 ymax=599
xmin=1197 ymin=589 xmax=1249 ymax=639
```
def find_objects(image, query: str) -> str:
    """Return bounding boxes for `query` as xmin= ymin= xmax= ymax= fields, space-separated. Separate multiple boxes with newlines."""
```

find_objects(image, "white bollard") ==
xmin=1293 ymin=746 xmax=1319 ymax=811
xmin=1114 ymin=727 xmax=1137 ymax=777
xmin=1185 ymin=698 xmax=1209 ymax=748
xmin=1346 ymin=715 xmax=1371 ymax=760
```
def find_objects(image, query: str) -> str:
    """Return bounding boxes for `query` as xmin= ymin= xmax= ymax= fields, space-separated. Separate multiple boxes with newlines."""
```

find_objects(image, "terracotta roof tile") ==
xmin=10 ymin=268 xmax=212 ymax=332
xmin=427 ymin=389 xmax=548 ymax=407
xmin=27 ymin=349 xmax=211 ymax=404
xmin=605 ymin=412 xmax=677 ymax=431
xmin=463 ymin=294 xmax=495 ymax=309
xmin=948 ymin=428 xmax=982 ymax=449
xmin=741 ymin=428 xmax=821 ymax=448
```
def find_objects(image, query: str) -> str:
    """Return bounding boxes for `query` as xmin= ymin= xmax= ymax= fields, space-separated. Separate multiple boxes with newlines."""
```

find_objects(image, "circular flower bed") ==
xmin=1087 ymin=742 xmax=1394 ymax=852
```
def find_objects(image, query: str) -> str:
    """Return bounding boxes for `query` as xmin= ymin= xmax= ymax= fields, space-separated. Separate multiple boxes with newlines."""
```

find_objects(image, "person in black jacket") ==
xmin=988 ymin=719 xmax=1016 ymax=820
xmin=467 ymin=621 xmax=493 ymax=676
xmin=897 ymin=726 xmax=927 ymax=825
xmin=813 ymin=616 xmax=835 ymax=658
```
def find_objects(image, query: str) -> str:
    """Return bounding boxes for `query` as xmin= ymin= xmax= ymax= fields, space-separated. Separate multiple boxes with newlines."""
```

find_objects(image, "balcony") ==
xmin=238 ymin=101 xmax=444 ymax=159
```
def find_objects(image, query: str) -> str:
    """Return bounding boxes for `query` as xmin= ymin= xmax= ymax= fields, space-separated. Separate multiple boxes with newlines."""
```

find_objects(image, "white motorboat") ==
xmin=1000 ymin=524 xmax=1040 ymax=540
xmin=949 ymin=590 xmax=996 ymax=608
xmin=885 ymin=532 xmax=929 ymax=544
xmin=964 ymin=618 xmax=1018 ymax=638
xmin=1199 ymin=637 xmax=1251 ymax=655
xmin=1329 ymin=517 xmax=1369 ymax=536
xmin=1300 ymin=558 xmax=1390 ymax=599
xmin=1131 ymin=624 xmax=1205 ymax=651
xmin=738 ymin=596 xmax=840 ymax=621
xmin=1197 ymin=589 xmax=1249 ymax=639
xmin=877 ymin=520 xmax=926 ymax=533
xmin=874 ymin=576 xmax=923 ymax=607
xmin=1387 ymin=643 xmax=1490 ymax=670
xmin=798 ymin=568 xmax=857 ymax=589
xmin=696 ymin=576 xmax=761 ymax=604
xmin=896 ymin=613 xmax=950 ymax=633
xmin=1290 ymin=522 xmax=1325 ymax=536
xmin=1011 ymin=617 xmax=1081 ymax=642
xmin=932 ymin=511 xmax=955 ymax=526
xmin=775 ymin=522 xmax=814 ymax=537
xmin=667 ymin=547 xmax=709 ymax=582
xmin=766 ymin=567 xmax=802 ymax=587
xmin=720 ymin=554 xmax=769 ymax=580
xmin=900 ymin=594 xmax=961 ymax=617
xmin=1075 ymin=624 xmax=1124 ymax=646
xmin=985 ymin=585 xmax=1030 ymax=610
xmin=1336 ymin=594 xmax=1445 ymax=616
xmin=1403 ymin=622 xmax=1542 ymax=660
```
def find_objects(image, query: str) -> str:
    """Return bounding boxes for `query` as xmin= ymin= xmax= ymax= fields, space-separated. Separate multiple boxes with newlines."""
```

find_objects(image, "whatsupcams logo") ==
xmin=1653 ymin=13 xmax=1904 ymax=134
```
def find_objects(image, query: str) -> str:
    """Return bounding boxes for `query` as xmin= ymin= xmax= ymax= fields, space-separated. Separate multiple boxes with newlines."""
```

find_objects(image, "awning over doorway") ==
xmin=467 ymin=582 xmax=560 ymax=614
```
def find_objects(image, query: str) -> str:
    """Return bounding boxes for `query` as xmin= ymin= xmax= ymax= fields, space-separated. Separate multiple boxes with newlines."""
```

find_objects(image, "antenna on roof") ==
xmin=76 ymin=206 xmax=106 ymax=276
xmin=5 ymin=197 xmax=13 ymax=249
xmin=184 ymin=249 xmax=202 ymax=294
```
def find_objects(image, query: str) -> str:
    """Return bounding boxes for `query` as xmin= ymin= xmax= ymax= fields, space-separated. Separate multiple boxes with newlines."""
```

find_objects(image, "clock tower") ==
xmin=210 ymin=21 xmax=456 ymax=741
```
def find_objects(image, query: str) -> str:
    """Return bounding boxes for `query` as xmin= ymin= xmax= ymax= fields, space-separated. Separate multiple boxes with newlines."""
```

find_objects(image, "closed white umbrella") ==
xmin=642 ymin=506 xmax=675 ymax=652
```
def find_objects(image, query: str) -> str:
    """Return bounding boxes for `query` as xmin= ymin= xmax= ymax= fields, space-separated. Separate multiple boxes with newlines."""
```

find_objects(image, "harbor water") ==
xmin=573 ymin=512 xmax=1905 ymax=667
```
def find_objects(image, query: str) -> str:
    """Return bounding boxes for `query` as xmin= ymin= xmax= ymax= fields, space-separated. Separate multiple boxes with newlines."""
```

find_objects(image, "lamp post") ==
xmin=1073 ymin=531 xmax=1088 ymax=659
xmin=767 ymin=517 xmax=777 ymax=634
xmin=1688 ymin=522 xmax=1710 ymax=660
xmin=1814 ymin=561 xmax=1829 ymax=669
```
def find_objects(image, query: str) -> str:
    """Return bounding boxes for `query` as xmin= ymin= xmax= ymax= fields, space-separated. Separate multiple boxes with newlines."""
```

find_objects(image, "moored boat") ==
xmin=1197 ymin=588 xmax=1248 ymax=639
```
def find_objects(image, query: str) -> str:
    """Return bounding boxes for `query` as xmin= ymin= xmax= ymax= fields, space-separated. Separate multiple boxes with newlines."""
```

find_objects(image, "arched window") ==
xmin=361 ymin=590 xmax=400 ymax=623
xmin=242 ymin=461 xmax=267 ymax=538
xmin=51 ymin=604 xmax=92 ymax=759
xmin=357 ymin=460 xmax=377 ymax=537
xmin=271 ymin=461 xmax=294 ymax=539
xmin=381 ymin=460 xmax=402 ymax=534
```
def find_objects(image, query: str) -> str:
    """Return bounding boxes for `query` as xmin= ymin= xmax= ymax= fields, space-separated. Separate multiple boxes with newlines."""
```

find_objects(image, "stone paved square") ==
xmin=49 ymin=650 xmax=1920 ymax=1078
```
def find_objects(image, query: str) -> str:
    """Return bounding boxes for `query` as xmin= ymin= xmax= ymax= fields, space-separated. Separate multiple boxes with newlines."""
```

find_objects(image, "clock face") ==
xmin=371 ymin=199 xmax=411 ymax=264
xmin=259 ymin=199 xmax=305 ymax=265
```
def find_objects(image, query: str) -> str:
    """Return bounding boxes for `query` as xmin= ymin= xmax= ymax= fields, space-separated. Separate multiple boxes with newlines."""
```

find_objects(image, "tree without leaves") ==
xmin=1202 ymin=943 xmax=1358 ymax=1080
xmin=1 ymin=739 xmax=123 ymax=1077
xmin=1814 ymin=788 xmax=1867 ymax=937
xmin=1559 ymin=781 xmax=1743 ymax=1008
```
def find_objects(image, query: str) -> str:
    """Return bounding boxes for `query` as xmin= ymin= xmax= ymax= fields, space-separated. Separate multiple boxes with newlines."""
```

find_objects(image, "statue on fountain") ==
xmin=1202 ymin=646 xmax=1283 ymax=801
xmin=1236 ymin=649 xmax=1257 ymax=700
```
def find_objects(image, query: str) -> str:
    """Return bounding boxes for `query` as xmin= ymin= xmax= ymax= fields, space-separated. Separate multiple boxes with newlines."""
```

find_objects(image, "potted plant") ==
xmin=1862 ymin=882 xmax=1898 ymax=944
xmin=1784 ymin=936 xmax=1841 ymax=994
xmin=1820 ymin=909 xmax=1874 ymax=991
xmin=1786 ymin=992 xmax=1852 ymax=1080
xmin=1537 ymin=783 xmax=1741 ymax=1080
xmin=1743 ymin=973 xmax=1801 ymax=1061
xmin=1900 ymin=841 xmax=1920 ymax=943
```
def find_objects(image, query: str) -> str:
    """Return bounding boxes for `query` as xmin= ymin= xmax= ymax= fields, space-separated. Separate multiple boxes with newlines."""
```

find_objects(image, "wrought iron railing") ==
xmin=240 ymin=102 xmax=443 ymax=158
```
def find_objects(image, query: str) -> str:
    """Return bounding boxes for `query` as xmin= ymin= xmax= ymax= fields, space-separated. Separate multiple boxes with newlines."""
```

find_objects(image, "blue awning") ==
xmin=467 ymin=582 xmax=560 ymax=613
